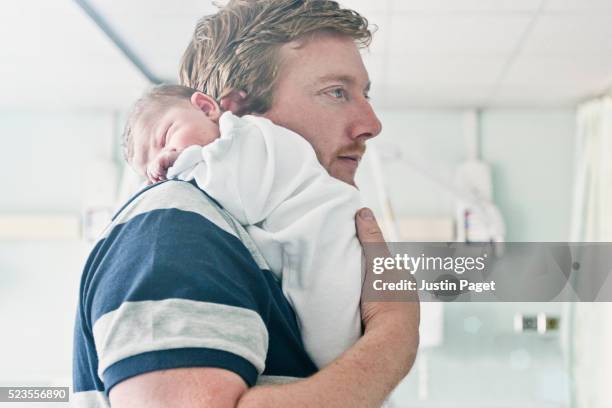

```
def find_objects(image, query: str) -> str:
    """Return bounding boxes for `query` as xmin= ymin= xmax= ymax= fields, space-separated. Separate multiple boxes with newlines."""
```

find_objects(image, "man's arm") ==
xmin=110 ymin=368 xmax=247 ymax=408
xmin=110 ymin=208 xmax=420 ymax=408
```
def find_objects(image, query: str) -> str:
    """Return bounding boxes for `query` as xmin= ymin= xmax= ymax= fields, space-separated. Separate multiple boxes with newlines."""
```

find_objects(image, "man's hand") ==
xmin=146 ymin=148 xmax=181 ymax=185
xmin=356 ymin=208 xmax=420 ymax=336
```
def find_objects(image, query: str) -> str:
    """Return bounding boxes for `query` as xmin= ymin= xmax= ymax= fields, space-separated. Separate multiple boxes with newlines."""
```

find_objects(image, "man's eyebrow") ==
xmin=315 ymin=74 xmax=371 ymax=91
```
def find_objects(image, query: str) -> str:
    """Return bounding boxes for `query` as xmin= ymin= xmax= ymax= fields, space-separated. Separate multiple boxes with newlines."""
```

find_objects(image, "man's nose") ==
xmin=350 ymin=97 xmax=383 ymax=141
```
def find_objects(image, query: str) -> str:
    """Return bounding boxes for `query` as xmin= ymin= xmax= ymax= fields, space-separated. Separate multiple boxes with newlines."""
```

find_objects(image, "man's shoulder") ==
xmin=114 ymin=179 xmax=271 ymax=270
xmin=85 ymin=180 xmax=273 ymax=308
xmin=109 ymin=180 xmax=239 ymax=241
xmin=83 ymin=180 xmax=273 ymax=317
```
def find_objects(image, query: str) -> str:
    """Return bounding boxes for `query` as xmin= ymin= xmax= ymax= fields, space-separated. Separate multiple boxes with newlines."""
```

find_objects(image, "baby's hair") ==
xmin=122 ymin=84 xmax=198 ymax=164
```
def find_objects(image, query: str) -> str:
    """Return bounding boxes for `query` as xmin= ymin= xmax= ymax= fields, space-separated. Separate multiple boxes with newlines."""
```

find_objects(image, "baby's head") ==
xmin=123 ymin=84 xmax=222 ymax=178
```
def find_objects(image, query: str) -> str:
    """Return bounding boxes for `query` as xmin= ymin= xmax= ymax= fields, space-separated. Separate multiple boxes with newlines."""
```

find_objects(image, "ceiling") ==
xmin=1 ymin=0 xmax=611 ymax=110
xmin=0 ymin=1 xmax=148 ymax=110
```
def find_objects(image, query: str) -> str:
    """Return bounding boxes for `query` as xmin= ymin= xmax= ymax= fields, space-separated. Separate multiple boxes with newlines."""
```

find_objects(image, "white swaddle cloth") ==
xmin=168 ymin=111 xmax=363 ymax=368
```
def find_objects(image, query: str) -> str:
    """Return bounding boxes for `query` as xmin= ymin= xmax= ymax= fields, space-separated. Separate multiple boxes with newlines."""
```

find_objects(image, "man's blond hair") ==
xmin=179 ymin=0 xmax=372 ymax=114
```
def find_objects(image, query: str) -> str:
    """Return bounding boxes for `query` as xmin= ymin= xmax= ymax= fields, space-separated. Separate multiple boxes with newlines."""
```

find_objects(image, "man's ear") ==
xmin=190 ymin=92 xmax=222 ymax=122
xmin=219 ymin=90 xmax=248 ymax=115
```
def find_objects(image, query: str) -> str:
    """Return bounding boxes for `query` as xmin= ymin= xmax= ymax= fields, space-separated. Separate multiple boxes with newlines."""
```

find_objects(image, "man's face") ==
xmin=263 ymin=33 xmax=382 ymax=186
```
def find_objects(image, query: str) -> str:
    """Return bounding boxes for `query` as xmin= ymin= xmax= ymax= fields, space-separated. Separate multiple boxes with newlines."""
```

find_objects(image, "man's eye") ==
xmin=328 ymin=88 xmax=347 ymax=99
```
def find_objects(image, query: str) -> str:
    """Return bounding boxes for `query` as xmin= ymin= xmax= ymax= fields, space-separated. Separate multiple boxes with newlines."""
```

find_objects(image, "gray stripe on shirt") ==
xmin=93 ymin=299 xmax=268 ymax=379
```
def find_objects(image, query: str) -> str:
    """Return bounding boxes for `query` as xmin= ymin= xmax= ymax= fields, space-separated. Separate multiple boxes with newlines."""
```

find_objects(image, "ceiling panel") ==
xmin=492 ymin=83 xmax=592 ymax=107
xmin=545 ymin=0 xmax=612 ymax=12
xmin=502 ymin=56 xmax=612 ymax=87
xmin=339 ymin=0 xmax=389 ymax=16
xmin=0 ymin=0 xmax=148 ymax=110
xmin=522 ymin=14 xmax=612 ymax=56
xmin=388 ymin=14 xmax=532 ymax=56
xmin=374 ymin=83 xmax=492 ymax=109
xmin=386 ymin=56 xmax=506 ymax=86
xmin=390 ymin=0 xmax=542 ymax=13
xmin=88 ymin=2 xmax=212 ymax=82
xmin=126 ymin=16 xmax=201 ymax=82
xmin=89 ymin=0 xmax=218 ymax=17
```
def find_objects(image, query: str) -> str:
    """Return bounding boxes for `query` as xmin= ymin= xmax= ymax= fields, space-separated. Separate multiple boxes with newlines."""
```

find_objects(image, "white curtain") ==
xmin=569 ymin=96 xmax=612 ymax=408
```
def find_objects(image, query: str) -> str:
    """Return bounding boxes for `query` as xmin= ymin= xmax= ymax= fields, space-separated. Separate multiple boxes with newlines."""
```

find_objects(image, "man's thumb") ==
xmin=356 ymin=208 xmax=385 ymax=244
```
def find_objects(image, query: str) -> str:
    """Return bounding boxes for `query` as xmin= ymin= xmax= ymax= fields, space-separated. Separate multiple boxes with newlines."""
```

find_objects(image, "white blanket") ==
xmin=168 ymin=111 xmax=363 ymax=368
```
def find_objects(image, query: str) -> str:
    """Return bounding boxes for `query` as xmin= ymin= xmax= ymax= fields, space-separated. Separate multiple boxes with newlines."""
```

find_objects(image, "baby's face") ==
xmin=132 ymin=102 xmax=220 ymax=176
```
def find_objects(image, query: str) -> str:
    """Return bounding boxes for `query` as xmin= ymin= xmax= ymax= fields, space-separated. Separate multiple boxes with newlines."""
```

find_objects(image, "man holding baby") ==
xmin=72 ymin=1 xmax=419 ymax=407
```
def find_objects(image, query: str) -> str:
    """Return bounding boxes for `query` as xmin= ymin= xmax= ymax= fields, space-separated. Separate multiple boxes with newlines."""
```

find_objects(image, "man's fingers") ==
xmin=355 ymin=207 xmax=390 ymax=270
xmin=355 ymin=208 xmax=385 ymax=244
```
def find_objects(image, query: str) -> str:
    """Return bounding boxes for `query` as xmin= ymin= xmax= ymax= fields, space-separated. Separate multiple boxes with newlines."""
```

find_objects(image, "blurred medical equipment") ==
xmin=369 ymin=110 xmax=505 ymax=245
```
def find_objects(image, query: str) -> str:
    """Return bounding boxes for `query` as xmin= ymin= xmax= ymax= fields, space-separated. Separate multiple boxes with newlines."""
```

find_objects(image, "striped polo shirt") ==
xmin=72 ymin=180 xmax=317 ymax=407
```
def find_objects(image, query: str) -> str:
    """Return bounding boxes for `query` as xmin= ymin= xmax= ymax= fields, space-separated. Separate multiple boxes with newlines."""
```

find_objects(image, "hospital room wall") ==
xmin=357 ymin=108 xmax=576 ymax=406
xmin=0 ymin=107 xmax=575 ymax=394
xmin=359 ymin=108 xmax=576 ymax=242
xmin=0 ymin=110 xmax=118 ymax=387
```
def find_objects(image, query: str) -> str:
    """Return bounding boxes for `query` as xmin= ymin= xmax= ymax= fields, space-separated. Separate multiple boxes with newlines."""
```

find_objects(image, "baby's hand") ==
xmin=146 ymin=149 xmax=181 ymax=184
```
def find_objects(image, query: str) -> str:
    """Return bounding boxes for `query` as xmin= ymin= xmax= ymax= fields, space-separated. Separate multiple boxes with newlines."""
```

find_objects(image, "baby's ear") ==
xmin=190 ymin=92 xmax=221 ymax=121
